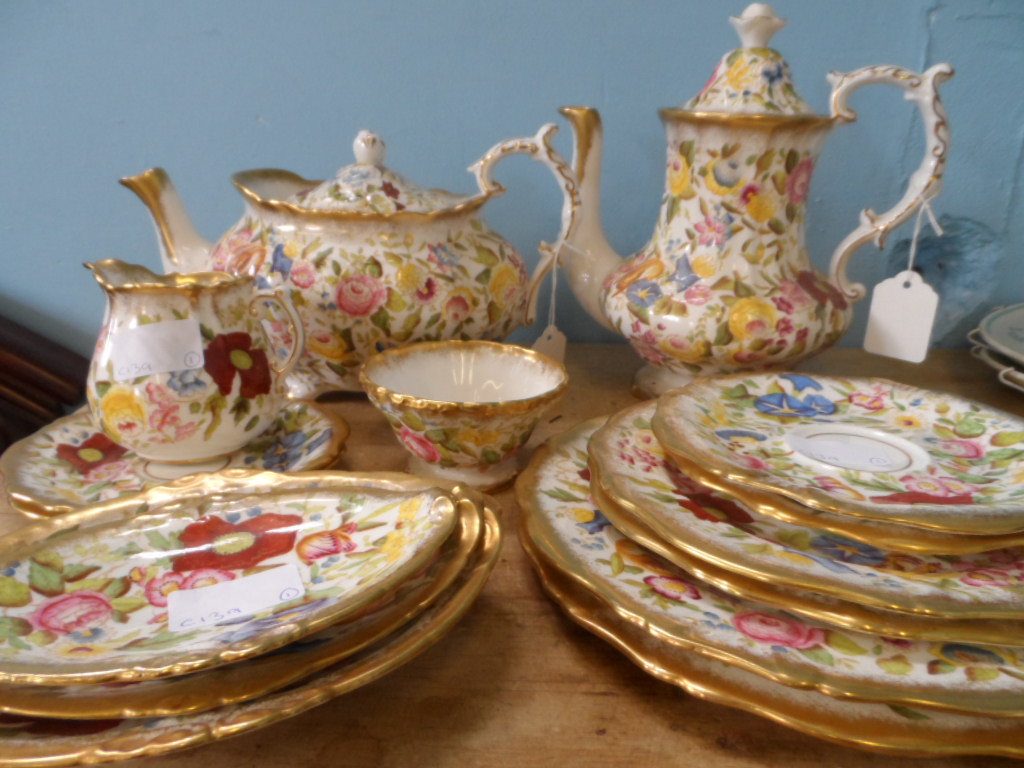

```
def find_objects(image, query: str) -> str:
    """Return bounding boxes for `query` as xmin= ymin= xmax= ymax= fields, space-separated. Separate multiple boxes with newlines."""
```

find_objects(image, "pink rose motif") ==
xmin=31 ymin=591 xmax=113 ymax=635
xmin=849 ymin=388 xmax=889 ymax=411
xmin=289 ymin=260 xmax=318 ymax=289
xmin=786 ymin=157 xmax=815 ymax=204
xmin=399 ymin=426 xmax=442 ymax=464
xmin=644 ymin=575 xmax=701 ymax=602
xmin=899 ymin=474 xmax=978 ymax=499
xmin=627 ymin=320 xmax=666 ymax=366
xmin=336 ymin=274 xmax=386 ymax=316
xmin=444 ymin=295 xmax=472 ymax=323
xmin=934 ymin=439 xmax=985 ymax=460
xmin=735 ymin=454 xmax=771 ymax=471
xmin=733 ymin=610 xmax=825 ymax=649
xmin=961 ymin=569 xmax=1017 ymax=588
xmin=181 ymin=569 xmax=236 ymax=590
xmin=145 ymin=573 xmax=185 ymax=607
xmin=695 ymin=213 xmax=727 ymax=247
xmin=684 ymin=284 xmax=711 ymax=306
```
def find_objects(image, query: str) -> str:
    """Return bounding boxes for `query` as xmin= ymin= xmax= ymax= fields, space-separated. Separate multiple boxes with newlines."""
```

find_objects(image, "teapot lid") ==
xmin=291 ymin=131 xmax=475 ymax=215
xmin=684 ymin=3 xmax=813 ymax=115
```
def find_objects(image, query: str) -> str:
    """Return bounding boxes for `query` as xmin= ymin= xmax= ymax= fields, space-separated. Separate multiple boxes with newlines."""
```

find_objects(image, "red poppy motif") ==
xmin=870 ymin=491 xmax=974 ymax=506
xmin=203 ymin=333 xmax=272 ymax=398
xmin=173 ymin=513 xmax=303 ymax=572
xmin=55 ymin=433 xmax=128 ymax=474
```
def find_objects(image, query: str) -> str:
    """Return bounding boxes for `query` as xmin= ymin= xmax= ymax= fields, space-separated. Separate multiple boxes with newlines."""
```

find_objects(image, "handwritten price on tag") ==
xmin=167 ymin=565 xmax=307 ymax=633
xmin=109 ymin=319 xmax=205 ymax=382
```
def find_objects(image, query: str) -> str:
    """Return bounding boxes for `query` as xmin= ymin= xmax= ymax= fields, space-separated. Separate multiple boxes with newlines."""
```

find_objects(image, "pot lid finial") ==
xmin=684 ymin=2 xmax=813 ymax=115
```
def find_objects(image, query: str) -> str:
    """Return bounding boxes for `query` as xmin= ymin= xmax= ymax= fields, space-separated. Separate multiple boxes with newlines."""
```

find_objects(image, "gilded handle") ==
xmin=468 ymin=124 xmax=581 ymax=325
xmin=249 ymin=289 xmax=305 ymax=382
xmin=827 ymin=63 xmax=954 ymax=301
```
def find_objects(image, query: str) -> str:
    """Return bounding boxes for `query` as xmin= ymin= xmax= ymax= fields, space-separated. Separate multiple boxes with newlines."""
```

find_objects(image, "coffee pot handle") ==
xmin=827 ymin=63 xmax=954 ymax=302
xmin=249 ymin=289 xmax=305 ymax=383
xmin=468 ymin=124 xmax=580 ymax=325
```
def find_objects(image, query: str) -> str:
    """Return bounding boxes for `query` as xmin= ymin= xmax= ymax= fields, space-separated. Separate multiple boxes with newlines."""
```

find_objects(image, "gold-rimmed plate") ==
xmin=0 ymin=481 xmax=482 ymax=718
xmin=528 ymin=551 xmax=1024 ymax=760
xmin=1 ymin=401 xmax=349 ymax=518
xmin=0 ymin=503 xmax=500 ymax=767
xmin=0 ymin=471 xmax=456 ymax=686
xmin=591 ymin=400 xmax=1024 ymax=621
xmin=517 ymin=418 xmax=1024 ymax=717
xmin=653 ymin=373 xmax=1024 ymax=535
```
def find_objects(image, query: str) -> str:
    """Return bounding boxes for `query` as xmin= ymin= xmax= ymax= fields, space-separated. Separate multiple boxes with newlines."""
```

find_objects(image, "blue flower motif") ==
xmin=810 ymin=534 xmax=887 ymax=566
xmin=340 ymin=168 xmax=372 ymax=185
xmin=762 ymin=62 xmax=785 ymax=85
xmin=939 ymin=643 xmax=1005 ymax=666
xmin=261 ymin=431 xmax=308 ymax=471
xmin=167 ymin=369 xmax=206 ymax=397
xmin=578 ymin=508 xmax=612 ymax=535
xmin=714 ymin=429 xmax=766 ymax=443
xmin=670 ymin=255 xmax=700 ymax=292
xmin=270 ymin=244 xmax=293 ymax=280
xmin=427 ymin=243 xmax=459 ymax=268
xmin=626 ymin=280 xmax=663 ymax=309
xmin=755 ymin=393 xmax=837 ymax=418
xmin=780 ymin=374 xmax=824 ymax=392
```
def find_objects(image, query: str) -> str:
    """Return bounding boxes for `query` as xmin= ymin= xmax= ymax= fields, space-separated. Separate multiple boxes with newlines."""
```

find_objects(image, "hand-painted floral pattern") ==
xmin=655 ymin=374 xmax=1024 ymax=533
xmin=526 ymin=419 xmax=1024 ymax=715
xmin=591 ymin=400 xmax=1024 ymax=617
xmin=687 ymin=48 xmax=813 ymax=115
xmin=2 ymin=402 xmax=343 ymax=515
xmin=212 ymin=214 xmax=532 ymax=395
xmin=0 ymin=483 xmax=453 ymax=680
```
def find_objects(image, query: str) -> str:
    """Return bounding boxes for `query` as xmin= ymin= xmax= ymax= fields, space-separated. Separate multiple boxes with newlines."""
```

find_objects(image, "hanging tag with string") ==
xmin=531 ymin=247 xmax=567 ymax=364
xmin=863 ymin=201 xmax=943 ymax=363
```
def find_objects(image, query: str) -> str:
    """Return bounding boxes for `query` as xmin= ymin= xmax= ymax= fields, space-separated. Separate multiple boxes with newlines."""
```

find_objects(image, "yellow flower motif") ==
xmin=380 ymin=530 xmax=408 ymax=563
xmin=398 ymin=496 xmax=422 ymax=522
xmin=893 ymin=414 xmax=922 ymax=430
xmin=307 ymin=331 xmax=352 ymax=362
xmin=572 ymin=507 xmax=596 ymax=524
xmin=614 ymin=258 xmax=666 ymax=294
xmin=690 ymin=254 xmax=718 ymax=279
xmin=397 ymin=263 xmax=427 ymax=295
xmin=489 ymin=264 xmax=521 ymax=310
xmin=456 ymin=428 xmax=503 ymax=448
xmin=725 ymin=56 xmax=756 ymax=90
xmin=98 ymin=387 xmax=146 ymax=443
xmin=745 ymin=191 xmax=777 ymax=223
xmin=659 ymin=336 xmax=709 ymax=364
xmin=284 ymin=241 xmax=300 ymax=260
xmin=728 ymin=298 xmax=778 ymax=341
xmin=668 ymin=155 xmax=695 ymax=198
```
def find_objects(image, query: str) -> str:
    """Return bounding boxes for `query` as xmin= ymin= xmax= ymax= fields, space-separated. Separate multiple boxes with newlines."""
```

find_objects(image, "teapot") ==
xmin=122 ymin=127 xmax=578 ymax=397
xmin=553 ymin=3 xmax=953 ymax=396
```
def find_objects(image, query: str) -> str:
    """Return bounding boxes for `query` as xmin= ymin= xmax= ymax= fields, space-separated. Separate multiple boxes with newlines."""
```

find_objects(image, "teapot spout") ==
xmin=120 ymin=168 xmax=213 ymax=274
xmin=556 ymin=107 xmax=622 ymax=332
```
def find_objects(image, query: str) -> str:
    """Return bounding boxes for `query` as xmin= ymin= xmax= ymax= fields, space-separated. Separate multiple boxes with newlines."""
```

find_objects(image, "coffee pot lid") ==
xmin=291 ymin=131 xmax=474 ymax=215
xmin=684 ymin=3 xmax=813 ymax=115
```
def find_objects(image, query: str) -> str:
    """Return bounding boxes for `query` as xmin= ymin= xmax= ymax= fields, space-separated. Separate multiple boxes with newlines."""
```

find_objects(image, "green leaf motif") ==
xmin=992 ymin=431 xmax=1024 ymax=447
xmin=825 ymin=631 xmax=868 ymax=655
xmin=610 ymin=552 xmax=625 ymax=576
xmin=954 ymin=417 xmax=986 ymax=439
xmin=474 ymin=246 xmax=499 ymax=267
xmin=798 ymin=646 xmax=835 ymax=666
xmin=62 ymin=564 xmax=101 ymax=583
xmin=29 ymin=560 xmax=64 ymax=597
xmin=887 ymin=705 xmax=931 ymax=721
xmin=0 ymin=617 xmax=31 ymax=641
xmin=0 ymin=577 xmax=31 ymax=607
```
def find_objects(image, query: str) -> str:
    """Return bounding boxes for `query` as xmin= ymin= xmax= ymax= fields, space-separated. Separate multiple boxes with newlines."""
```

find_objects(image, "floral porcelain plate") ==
xmin=0 ymin=505 xmax=500 ymax=767
xmin=0 ymin=478 xmax=482 ymax=718
xmin=529 ymin=557 xmax=1024 ymax=760
xmin=0 ymin=470 xmax=457 ymax=686
xmin=1 ymin=401 xmax=348 ymax=517
xmin=591 ymin=400 xmax=1024 ymax=621
xmin=654 ymin=373 xmax=1024 ymax=535
xmin=516 ymin=418 xmax=1024 ymax=717
xmin=978 ymin=303 xmax=1024 ymax=369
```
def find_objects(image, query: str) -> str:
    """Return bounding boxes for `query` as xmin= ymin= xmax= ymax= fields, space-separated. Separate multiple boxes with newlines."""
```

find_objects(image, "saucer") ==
xmin=977 ymin=303 xmax=1024 ymax=368
xmin=654 ymin=373 xmax=1024 ymax=535
xmin=517 ymin=418 xmax=1024 ymax=717
xmin=2 ymin=400 xmax=348 ymax=517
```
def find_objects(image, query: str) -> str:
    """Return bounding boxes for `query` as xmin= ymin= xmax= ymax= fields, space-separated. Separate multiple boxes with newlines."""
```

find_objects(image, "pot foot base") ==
xmin=406 ymin=455 xmax=518 ymax=492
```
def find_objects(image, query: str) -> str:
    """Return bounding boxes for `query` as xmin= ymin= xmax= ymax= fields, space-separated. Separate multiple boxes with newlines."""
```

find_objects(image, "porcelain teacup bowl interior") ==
xmin=359 ymin=341 xmax=568 ymax=489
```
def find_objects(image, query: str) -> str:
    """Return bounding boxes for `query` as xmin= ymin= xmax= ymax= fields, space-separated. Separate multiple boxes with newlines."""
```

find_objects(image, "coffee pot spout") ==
xmin=120 ymin=168 xmax=213 ymax=274
xmin=556 ymin=107 xmax=624 ymax=332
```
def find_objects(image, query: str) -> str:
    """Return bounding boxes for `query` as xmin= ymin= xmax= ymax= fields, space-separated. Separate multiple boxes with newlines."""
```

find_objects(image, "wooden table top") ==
xmin=3 ymin=344 xmax=1024 ymax=768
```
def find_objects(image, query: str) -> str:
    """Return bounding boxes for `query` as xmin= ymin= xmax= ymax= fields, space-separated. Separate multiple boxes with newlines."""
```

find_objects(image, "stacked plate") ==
xmin=0 ymin=469 xmax=500 ymax=765
xmin=517 ymin=371 xmax=1024 ymax=758
xmin=970 ymin=303 xmax=1024 ymax=395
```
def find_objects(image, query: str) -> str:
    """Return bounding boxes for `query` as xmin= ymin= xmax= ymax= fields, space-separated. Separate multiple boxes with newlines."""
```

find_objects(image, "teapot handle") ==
xmin=468 ymin=124 xmax=580 ymax=325
xmin=826 ymin=63 xmax=954 ymax=301
xmin=249 ymin=289 xmax=306 ymax=383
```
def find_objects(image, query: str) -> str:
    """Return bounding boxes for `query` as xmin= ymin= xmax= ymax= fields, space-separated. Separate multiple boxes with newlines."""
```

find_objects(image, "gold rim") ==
xmin=515 ymin=423 xmax=1024 ymax=717
xmin=0 ymin=495 xmax=483 ymax=719
xmin=0 ymin=505 xmax=500 ymax=766
xmin=590 ymin=465 xmax=1024 ymax=645
xmin=659 ymin=108 xmax=836 ymax=131
xmin=0 ymin=472 xmax=459 ymax=686
xmin=85 ymin=258 xmax=244 ymax=294
xmin=653 ymin=373 xmax=1024 ymax=535
xmin=359 ymin=340 xmax=569 ymax=418
xmin=1 ymin=401 xmax=349 ymax=518
xmin=589 ymin=404 xmax=1024 ymax=620
xmin=527 ymin=548 xmax=1024 ymax=759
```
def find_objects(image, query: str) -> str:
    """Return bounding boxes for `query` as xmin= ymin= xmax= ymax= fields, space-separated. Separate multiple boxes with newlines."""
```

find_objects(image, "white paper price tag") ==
xmin=863 ymin=270 xmax=938 ymax=363
xmin=166 ymin=564 xmax=306 ymax=633
xmin=532 ymin=323 xmax=567 ymax=364
xmin=110 ymin=318 xmax=205 ymax=382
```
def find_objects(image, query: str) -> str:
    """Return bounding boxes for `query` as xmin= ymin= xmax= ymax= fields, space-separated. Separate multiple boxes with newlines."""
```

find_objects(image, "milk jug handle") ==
xmin=826 ymin=63 xmax=954 ymax=301
xmin=468 ymin=124 xmax=581 ymax=325
xmin=249 ymin=289 xmax=305 ymax=381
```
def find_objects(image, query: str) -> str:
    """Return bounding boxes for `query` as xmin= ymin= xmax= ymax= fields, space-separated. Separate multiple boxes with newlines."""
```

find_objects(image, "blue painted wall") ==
xmin=1 ymin=0 xmax=1021 ymax=356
